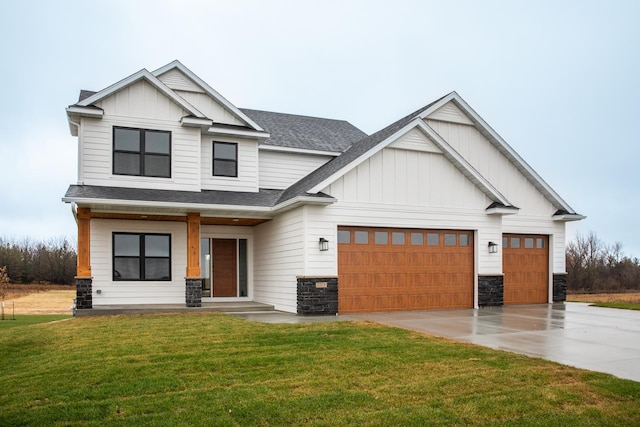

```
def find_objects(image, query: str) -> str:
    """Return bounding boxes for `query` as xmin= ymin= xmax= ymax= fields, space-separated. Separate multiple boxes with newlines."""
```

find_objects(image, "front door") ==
xmin=212 ymin=238 xmax=237 ymax=297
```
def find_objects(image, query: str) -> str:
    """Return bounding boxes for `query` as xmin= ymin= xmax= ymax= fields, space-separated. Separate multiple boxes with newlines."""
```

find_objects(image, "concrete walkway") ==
xmin=234 ymin=303 xmax=640 ymax=382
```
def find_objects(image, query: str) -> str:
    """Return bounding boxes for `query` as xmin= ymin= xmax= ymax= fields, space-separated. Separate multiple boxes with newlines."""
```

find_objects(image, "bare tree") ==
xmin=0 ymin=266 xmax=10 ymax=320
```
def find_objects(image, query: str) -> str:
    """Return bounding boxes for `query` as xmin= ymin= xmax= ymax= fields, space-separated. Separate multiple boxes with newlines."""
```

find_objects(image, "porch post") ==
xmin=75 ymin=207 xmax=92 ymax=310
xmin=185 ymin=212 xmax=202 ymax=307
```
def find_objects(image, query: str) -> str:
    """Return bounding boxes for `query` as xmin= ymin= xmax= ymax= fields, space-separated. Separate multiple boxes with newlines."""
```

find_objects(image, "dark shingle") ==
xmin=78 ymin=90 xmax=97 ymax=103
xmin=64 ymin=185 xmax=333 ymax=207
xmin=240 ymin=109 xmax=367 ymax=153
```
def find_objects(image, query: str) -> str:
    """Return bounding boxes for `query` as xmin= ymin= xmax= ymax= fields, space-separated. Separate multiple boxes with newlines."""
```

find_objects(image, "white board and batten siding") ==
xmin=157 ymin=68 xmax=246 ymax=127
xmin=89 ymin=219 xmax=187 ymax=305
xmin=253 ymin=208 xmax=306 ymax=313
xmin=259 ymin=150 xmax=333 ymax=189
xmin=426 ymin=114 xmax=555 ymax=217
xmin=426 ymin=103 xmax=567 ymax=273
xmin=81 ymin=79 xmax=202 ymax=192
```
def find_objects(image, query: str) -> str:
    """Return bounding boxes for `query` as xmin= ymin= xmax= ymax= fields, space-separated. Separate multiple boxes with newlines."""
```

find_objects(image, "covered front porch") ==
xmin=75 ymin=301 xmax=275 ymax=317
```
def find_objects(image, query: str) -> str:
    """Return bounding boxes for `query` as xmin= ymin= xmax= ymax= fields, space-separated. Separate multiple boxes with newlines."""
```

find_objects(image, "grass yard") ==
xmin=0 ymin=315 xmax=71 ymax=329
xmin=568 ymin=292 xmax=640 ymax=311
xmin=0 ymin=313 xmax=639 ymax=426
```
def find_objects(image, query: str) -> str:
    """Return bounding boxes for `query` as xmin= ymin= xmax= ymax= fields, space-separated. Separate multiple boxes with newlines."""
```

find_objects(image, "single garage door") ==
xmin=502 ymin=234 xmax=549 ymax=304
xmin=337 ymin=227 xmax=474 ymax=313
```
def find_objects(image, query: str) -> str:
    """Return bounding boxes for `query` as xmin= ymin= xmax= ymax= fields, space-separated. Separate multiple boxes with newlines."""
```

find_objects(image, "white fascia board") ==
xmin=61 ymin=196 xmax=273 ymax=214
xmin=152 ymin=60 xmax=265 ymax=132
xmin=206 ymin=126 xmax=270 ymax=140
xmin=426 ymin=92 xmax=577 ymax=214
xmin=65 ymin=106 xmax=104 ymax=118
xmin=181 ymin=116 xmax=213 ymax=127
xmin=77 ymin=69 xmax=206 ymax=119
xmin=553 ymin=213 xmax=586 ymax=222
xmin=272 ymin=195 xmax=336 ymax=213
xmin=258 ymin=144 xmax=341 ymax=157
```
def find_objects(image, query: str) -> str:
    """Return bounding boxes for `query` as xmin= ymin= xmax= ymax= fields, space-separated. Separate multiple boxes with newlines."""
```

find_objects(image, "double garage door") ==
xmin=337 ymin=227 xmax=550 ymax=313
xmin=338 ymin=227 xmax=474 ymax=313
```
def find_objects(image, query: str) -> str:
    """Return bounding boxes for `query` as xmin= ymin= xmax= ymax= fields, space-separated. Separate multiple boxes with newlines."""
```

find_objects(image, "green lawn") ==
xmin=591 ymin=302 xmax=640 ymax=311
xmin=0 ymin=315 xmax=71 ymax=330
xmin=0 ymin=313 xmax=639 ymax=426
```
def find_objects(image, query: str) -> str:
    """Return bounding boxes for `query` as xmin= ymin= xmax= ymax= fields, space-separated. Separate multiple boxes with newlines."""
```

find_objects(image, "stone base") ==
xmin=75 ymin=277 xmax=93 ymax=310
xmin=478 ymin=275 xmax=503 ymax=306
xmin=297 ymin=276 xmax=338 ymax=315
xmin=553 ymin=274 xmax=567 ymax=302
xmin=185 ymin=278 xmax=203 ymax=307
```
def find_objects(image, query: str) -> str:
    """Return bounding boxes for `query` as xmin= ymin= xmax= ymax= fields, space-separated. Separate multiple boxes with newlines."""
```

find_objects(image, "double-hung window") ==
xmin=212 ymin=142 xmax=238 ymax=177
xmin=113 ymin=233 xmax=171 ymax=281
xmin=113 ymin=127 xmax=171 ymax=178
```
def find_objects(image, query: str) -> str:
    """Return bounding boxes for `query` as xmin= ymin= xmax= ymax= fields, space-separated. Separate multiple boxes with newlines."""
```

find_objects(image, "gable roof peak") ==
xmin=152 ymin=60 xmax=264 ymax=132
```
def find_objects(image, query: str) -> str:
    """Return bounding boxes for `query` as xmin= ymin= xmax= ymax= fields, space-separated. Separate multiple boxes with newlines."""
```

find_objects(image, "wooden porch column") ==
xmin=76 ymin=207 xmax=92 ymax=277
xmin=186 ymin=212 xmax=201 ymax=277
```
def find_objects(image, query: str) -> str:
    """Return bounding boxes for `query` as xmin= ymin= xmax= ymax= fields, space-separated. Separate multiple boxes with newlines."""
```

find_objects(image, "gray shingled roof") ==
xmin=78 ymin=90 xmax=97 ymax=102
xmin=277 ymin=95 xmax=449 ymax=203
xmin=64 ymin=185 xmax=333 ymax=207
xmin=240 ymin=108 xmax=367 ymax=153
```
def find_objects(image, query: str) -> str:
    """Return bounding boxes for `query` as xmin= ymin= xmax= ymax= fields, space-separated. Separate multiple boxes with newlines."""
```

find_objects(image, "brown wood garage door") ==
xmin=338 ymin=227 xmax=474 ymax=313
xmin=502 ymin=234 xmax=549 ymax=304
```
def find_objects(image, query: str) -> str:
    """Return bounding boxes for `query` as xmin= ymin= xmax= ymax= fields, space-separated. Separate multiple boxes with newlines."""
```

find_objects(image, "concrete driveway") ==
xmin=235 ymin=303 xmax=640 ymax=382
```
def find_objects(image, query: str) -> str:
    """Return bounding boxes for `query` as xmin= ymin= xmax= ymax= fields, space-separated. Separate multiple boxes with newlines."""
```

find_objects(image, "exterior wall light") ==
xmin=319 ymin=237 xmax=329 ymax=251
xmin=488 ymin=241 xmax=498 ymax=254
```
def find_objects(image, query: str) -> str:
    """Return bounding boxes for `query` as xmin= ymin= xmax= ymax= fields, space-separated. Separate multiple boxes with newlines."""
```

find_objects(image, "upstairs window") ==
xmin=213 ymin=142 xmax=238 ymax=177
xmin=113 ymin=233 xmax=171 ymax=281
xmin=113 ymin=127 xmax=171 ymax=178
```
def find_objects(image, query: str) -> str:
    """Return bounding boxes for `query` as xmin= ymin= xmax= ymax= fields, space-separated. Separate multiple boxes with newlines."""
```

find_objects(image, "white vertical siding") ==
xmin=201 ymin=137 xmax=259 ymax=192
xmin=253 ymin=208 xmax=305 ymax=313
xmin=176 ymin=90 xmax=245 ymax=126
xmin=259 ymin=150 xmax=333 ymax=189
xmin=90 ymin=219 xmax=187 ymax=305
xmin=82 ymin=79 xmax=202 ymax=192
xmin=426 ymin=119 xmax=556 ymax=216
xmin=325 ymin=147 xmax=489 ymax=209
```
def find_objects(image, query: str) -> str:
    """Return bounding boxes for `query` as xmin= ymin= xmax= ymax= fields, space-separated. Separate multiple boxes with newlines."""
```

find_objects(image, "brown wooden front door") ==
xmin=212 ymin=238 xmax=237 ymax=297
xmin=502 ymin=234 xmax=549 ymax=304
xmin=338 ymin=227 xmax=474 ymax=313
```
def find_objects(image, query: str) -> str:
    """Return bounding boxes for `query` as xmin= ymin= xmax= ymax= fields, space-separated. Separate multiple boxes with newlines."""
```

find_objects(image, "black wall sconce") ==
xmin=319 ymin=237 xmax=329 ymax=251
xmin=488 ymin=241 xmax=498 ymax=254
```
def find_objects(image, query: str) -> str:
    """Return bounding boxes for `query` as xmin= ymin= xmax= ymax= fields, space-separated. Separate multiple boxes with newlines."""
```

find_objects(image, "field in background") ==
xmin=567 ymin=292 xmax=640 ymax=304
xmin=1 ymin=284 xmax=74 ymax=315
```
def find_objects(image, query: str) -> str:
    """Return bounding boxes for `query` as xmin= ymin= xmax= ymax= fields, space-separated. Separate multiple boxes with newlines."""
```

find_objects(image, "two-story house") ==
xmin=63 ymin=60 xmax=584 ymax=315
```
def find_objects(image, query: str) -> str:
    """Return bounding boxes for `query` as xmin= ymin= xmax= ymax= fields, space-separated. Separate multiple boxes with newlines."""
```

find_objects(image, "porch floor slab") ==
xmin=76 ymin=301 xmax=274 ymax=316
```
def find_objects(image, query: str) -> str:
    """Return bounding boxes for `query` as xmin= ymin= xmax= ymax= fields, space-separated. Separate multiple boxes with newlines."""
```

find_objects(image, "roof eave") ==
xmin=552 ymin=213 xmax=586 ymax=222
xmin=205 ymin=126 xmax=270 ymax=140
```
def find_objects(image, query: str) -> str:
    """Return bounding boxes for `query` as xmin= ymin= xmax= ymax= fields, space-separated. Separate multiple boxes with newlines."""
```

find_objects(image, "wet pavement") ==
xmin=233 ymin=303 xmax=640 ymax=382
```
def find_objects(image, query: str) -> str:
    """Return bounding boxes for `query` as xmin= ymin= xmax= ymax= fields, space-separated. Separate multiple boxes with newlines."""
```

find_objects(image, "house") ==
xmin=63 ymin=60 xmax=584 ymax=315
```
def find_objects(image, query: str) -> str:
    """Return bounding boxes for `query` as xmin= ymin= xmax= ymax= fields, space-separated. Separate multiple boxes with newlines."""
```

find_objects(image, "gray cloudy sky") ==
xmin=0 ymin=0 xmax=638 ymax=257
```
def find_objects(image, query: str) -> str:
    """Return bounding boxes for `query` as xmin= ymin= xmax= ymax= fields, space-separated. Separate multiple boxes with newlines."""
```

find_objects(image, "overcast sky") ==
xmin=0 ymin=0 xmax=638 ymax=257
